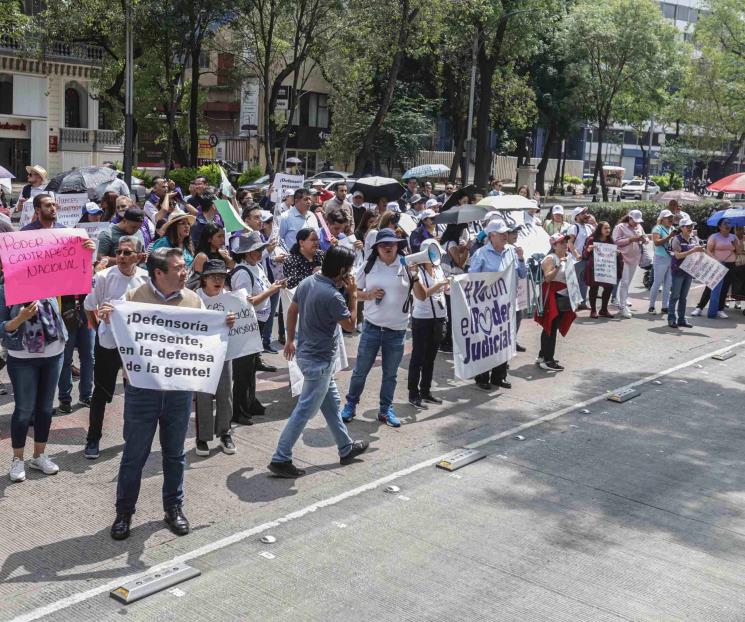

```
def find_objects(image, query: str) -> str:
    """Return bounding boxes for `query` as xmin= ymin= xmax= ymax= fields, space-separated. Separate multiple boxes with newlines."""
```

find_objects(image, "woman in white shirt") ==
xmin=340 ymin=229 xmax=415 ymax=428
xmin=408 ymin=239 xmax=449 ymax=409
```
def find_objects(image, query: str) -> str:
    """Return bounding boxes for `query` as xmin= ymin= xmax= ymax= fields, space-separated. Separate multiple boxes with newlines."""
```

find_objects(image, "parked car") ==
xmin=620 ymin=179 xmax=660 ymax=199
xmin=308 ymin=170 xmax=352 ymax=181
xmin=238 ymin=174 xmax=271 ymax=194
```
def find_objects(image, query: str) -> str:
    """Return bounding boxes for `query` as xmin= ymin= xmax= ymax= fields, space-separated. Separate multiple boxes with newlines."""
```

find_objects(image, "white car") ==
xmin=620 ymin=179 xmax=660 ymax=199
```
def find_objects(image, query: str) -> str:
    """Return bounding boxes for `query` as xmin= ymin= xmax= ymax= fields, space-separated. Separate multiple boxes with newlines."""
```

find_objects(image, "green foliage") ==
xmin=651 ymin=174 xmax=683 ymax=192
xmin=585 ymin=200 xmax=721 ymax=232
xmin=167 ymin=164 xmax=222 ymax=191
xmin=563 ymin=176 xmax=583 ymax=185
xmin=236 ymin=167 xmax=265 ymax=186
xmin=132 ymin=168 xmax=154 ymax=188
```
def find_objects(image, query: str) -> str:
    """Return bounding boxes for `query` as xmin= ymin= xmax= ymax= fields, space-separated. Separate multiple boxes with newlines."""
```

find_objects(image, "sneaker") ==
xmin=378 ymin=407 xmax=402 ymax=428
xmin=79 ymin=395 xmax=92 ymax=407
xmin=691 ymin=308 xmax=702 ymax=317
xmin=648 ymin=307 xmax=655 ymax=314
xmin=678 ymin=320 xmax=693 ymax=328
xmin=668 ymin=320 xmax=678 ymax=328
xmin=268 ymin=460 xmax=306 ymax=478
xmin=84 ymin=440 xmax=100 ymax=460
xmin=9 ymin=457 xmax=25 ymax=482
xmin=195 ymin=441 xmax=210 ymax=457
xmin=546 ymin=360 xmax=565 ymax=371
xmin=421 ymin=393 xmax=443 ymax=405
xmin=340 ymin=403 xmax=356 ymax=423
xmin=535 ymin=356 xmax=544 ymax=366
xmin=29 ymin=454 xmax=59 ymax=475
xmin=220 ymin=435 xmax=236 ymax=455
xmin=717 ymin=311 xmax=728 ymax=319
xmin=340 ymin=440 xmax=370 ymax=465
xmin=57 ymin=401 xmax=72 ymax=414
xmin=620 ymin=308 xmax=632 ymax=319
xmin=263 ymin=344 xmax=279 ymax=354
xmin=735 ymin=303 xmax=742 ymax=310
xmin=408 ymin=396 xmax=426 ymax=409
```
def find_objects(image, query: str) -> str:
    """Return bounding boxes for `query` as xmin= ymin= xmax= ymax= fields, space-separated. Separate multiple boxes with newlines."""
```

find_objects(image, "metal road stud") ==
xmin=436 ymin=448 xmax=486 ymax=471
xmin=110 ymin=564 xmax=201 ymax=604
xmin=607 ymin=387 xmax=641 ymax=403
xmin=384 ymin=485 xmax=401 ymax=493
xmin=712 ymin=351 xmax=736 ymax=361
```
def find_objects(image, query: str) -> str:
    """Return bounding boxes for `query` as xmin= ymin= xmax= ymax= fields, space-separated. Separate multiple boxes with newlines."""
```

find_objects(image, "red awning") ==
xmin=707 ymin=173 xmax=745 ymax=193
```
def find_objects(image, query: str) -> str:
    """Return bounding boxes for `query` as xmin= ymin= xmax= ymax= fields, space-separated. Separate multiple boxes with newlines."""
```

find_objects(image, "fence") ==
xmin=411 ymin=151 xmax=583 ymax=184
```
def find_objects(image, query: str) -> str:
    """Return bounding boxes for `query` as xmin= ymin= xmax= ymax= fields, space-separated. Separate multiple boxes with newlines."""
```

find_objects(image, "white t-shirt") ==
xmin=83 ymin=265 xmax=150 ymax=349
xmin=412 ymin=265 xmax=447 ymax=319
xmin=231 ymin=261 xmax=271 ymax=322
xmin=356 ymin=258 xmax=410 ymax=331
xmin=571 ymin=222 xmax=595 ymax=255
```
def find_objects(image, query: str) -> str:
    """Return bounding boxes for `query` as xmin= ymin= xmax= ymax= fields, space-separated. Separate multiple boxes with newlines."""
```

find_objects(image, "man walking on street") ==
xmin=268 ymin=246 xmax=369 ymax=478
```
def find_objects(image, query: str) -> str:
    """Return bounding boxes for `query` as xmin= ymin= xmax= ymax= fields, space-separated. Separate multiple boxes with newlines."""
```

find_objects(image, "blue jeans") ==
xmin=58 ymin=325 xmax=94 ymax=403
xmin=575 ymin=258 xmax=588 ymax=302
xmin=115 ymin=385 xmax=192 ymax=514
xmin=8 ymin=352 xmax=63 ymax=449
xmin=345 ymin=321 xmax=405 ymax=412
xmin=272 ymin=356 xmax=354 ymax=463
xmin=668 ymin=273 xmax=692 ymax=324
xmin=649 ymin=254 xmax=672 ymax=308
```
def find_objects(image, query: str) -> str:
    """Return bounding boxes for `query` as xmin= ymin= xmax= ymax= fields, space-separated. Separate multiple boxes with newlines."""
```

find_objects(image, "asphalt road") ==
xmin=3 ymin=274 xmax=745 ymax=621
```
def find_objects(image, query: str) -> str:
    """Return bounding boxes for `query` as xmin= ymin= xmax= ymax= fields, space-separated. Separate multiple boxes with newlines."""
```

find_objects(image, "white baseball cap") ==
xmin=386 ymin=201 xmax=401 ymax=213
xmin=629 ymin=209 xmax=643 ymax=224
xmin=418 ymin=209 xmax=436 ymax=220
xmin=658 ymin=209 xmax=673 ymax=219
xmin=282 ymin=188 xmax=294 ymax=198
xmin=485 ymin=220 xmax=509 ymax=234
xmin=679 ymin=216 xmax=694 ymax=227
xmin=572 ymin=206 xmax=588 ymax=218
xmin=551 ymin=204 xmax=564 ymax=215
xmin=425 ymin=198 xmax=440 ymax=209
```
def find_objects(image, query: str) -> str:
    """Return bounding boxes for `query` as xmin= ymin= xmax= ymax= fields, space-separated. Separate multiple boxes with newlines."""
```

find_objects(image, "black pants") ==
xmin=87 ymin=338 xmax=122 ymax=442
xmin=589 ymin=285 xmax=612 ymax=313
xmin=539 ymin=314 xmax=563 ymax=362
xmin=475 ymin=362 xmax=508 ymax=385
xmin=441 ymin=294 xmax=453 ymax=349
xmin=232 ymin=353 xmax=262 ymax=419
xmin=408 ymin=318 xmax=441 ymax=398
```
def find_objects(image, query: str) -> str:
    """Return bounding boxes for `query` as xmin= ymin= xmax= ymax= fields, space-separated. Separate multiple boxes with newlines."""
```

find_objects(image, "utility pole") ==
xmin=123 ymin=0 xmax=134 ymax=189
xmin=644 ymin=116 xmax=654 ymax=195
xmin=463 ymin=29 xmax=478 ymax=186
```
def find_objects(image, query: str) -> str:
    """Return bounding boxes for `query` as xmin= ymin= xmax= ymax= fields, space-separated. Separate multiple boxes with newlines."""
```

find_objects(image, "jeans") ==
xmin=697 ymin=262 xmax=734 ymax=311
xmin=8 ymin=353 xmax=63 ymax=449
xmin=195 ymin=361 xmax=233 ymax=441
xmin=345 ymin=321 xmax=406 ymax=412
xmin=407 ymin=318 xmax=441 ymax=398
xmin=115 ymin=385 xmax=192 ymax=514
xmin=575 ymin=258 xmax=588 ymax=303
xmin=668 ymin=273 xmax=693 ymax=323
xmin=649 ymin=254 xmax=672 ymax=308
xmin=262 ymin=291 xmax=285 ymax=346
xmin=87 ymin=339 xmax=123 ymax=442
xmin=58 ymin=325 xmax=94 ymax=403
xmin=618 ymin=262 xmax=637 ymax=309
xmin=272 ymin=356 xmax=354 ymax=463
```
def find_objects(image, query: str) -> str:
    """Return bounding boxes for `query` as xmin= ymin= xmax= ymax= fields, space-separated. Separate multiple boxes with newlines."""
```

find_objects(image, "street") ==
xmin=3 ymin=274 xmax=745 ymax=621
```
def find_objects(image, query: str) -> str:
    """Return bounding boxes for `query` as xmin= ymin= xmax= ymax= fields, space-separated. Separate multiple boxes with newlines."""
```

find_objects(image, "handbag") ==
xmin=556 ymin=294 xmax=572 ymax=313
xmin=60 ymin=295 xmax=84 ymax=332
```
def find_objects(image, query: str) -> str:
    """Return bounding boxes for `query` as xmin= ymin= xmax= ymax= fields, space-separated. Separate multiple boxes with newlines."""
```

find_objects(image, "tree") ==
xmin=562 ymin=0 xmax=681 ymax=200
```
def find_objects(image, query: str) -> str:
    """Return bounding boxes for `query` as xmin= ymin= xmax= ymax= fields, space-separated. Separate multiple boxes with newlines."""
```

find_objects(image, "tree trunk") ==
xmin=450 ymin=117 xmax=466 ymax=184
xmin=188 ymin=43 xmax=201 ymax=168
xmin=559 ymin=141 xmax=567 ymax=194
xmin=590 ymin=123 xmax=607 ymax=201
xmin=552 ymin=140 xmax=562 ymax=194
xmin=535 ymin=120 xmax=557 ymax=196
xmin=721 ymin=131 xmax=745 ymax=173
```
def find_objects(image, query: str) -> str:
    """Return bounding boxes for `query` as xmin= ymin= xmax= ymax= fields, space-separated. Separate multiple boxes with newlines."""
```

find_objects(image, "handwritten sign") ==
xmin=593 ymin=242 xmax=618 ymax=285
xmin=0 ymin=228 xmax=92 ymax=305
xmin=76 ymin=222 xmax=109 ymax=246
xmin=564 ymin=255 xmax=583 ymax=311
xmin=197 ymin=288 xmax=262 ymax=360
xmin=109 ymin=300 xmax=228 ymax=393
xmin=681 ymin=252 xmax=729 ymax=290
xmin=55 ymin=193 xmax=88 ymax=227
xmin=271 ymin=173 xmax=304 ymax=203
xmin=19 ymin=187 xmax=52 ymax=228
xmin=450 ymin=264 xmax=516 ymax=380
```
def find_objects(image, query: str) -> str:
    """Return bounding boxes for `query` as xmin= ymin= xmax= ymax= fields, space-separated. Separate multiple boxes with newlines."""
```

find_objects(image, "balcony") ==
xmin=0 ymin=34 xmax=104 ymax=66
xmin=60 ymin=128 xmax=123 ymax=152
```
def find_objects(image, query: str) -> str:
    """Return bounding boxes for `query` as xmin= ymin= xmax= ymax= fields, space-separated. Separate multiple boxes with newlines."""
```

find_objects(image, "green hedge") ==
xmin=167 ymin=164 xmax=223 ymax=192
xmin=236 ymin=166 xmax=264 ymax=187
xmin=574 ymin=200 xmax=722 ymax=234
xmin=651 ymin=174 xmax=683 ymax=191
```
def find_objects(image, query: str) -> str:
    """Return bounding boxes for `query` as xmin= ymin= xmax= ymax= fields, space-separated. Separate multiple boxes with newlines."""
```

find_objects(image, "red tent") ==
xmin=707 ymin=173 xmax=745 ymax=193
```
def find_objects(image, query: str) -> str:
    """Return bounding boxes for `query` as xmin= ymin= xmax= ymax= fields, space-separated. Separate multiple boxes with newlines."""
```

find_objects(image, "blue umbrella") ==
xmin=706 ymin=208 xmax=745 ymax=227
xmin=402 ymin=164 xmax=451 ymax=180
xmin=0 ymin=165 xmax=15 ymax=179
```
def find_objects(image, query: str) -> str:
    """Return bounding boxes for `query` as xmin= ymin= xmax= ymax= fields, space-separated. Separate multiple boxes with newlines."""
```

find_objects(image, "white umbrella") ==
xmin=477 ymin=195 xmax=538 ymax=210
xmin=402 ymin=164 xmax=451 ymax=180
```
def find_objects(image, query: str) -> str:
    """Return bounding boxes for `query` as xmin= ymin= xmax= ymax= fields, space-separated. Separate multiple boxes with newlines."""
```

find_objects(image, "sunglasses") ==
xmin=115 ymin=249 xmax=135 ymax=256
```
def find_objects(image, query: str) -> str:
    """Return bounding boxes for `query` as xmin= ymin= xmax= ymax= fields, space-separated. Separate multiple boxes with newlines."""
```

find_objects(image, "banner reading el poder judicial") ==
xmin=450 ymin=264 xmax=516 ymax=380
xmin=197 ymin=288 xmax=263 ymax=360
xmin=0 ymin=228 xmax=92 ymax=305
xmin=109 ymin=300 xmax=228 ymax=394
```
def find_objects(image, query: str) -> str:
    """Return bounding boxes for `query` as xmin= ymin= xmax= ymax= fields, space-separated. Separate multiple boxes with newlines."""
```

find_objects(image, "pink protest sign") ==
xmin=0 ymin=228 xmax=93 ymax=305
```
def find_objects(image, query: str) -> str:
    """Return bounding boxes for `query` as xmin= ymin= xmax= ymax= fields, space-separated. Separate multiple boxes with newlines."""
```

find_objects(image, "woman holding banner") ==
xmin=340 ymin=229 xmax=413 ymax=428
xmin=584 ymin=222 xmax=620 ymax=319
xmin=535 ymin=233 xmax=576 ymax=372
xmin=691 ymin=218 xmax=740 ymax=319
xmin=612 ymin=210 xmax=647 ymax=319
xmin=668 ymin=216 xmax=704 ymax=328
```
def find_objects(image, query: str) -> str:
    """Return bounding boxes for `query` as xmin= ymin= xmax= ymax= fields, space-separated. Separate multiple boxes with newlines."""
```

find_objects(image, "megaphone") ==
xmin=405 ymin=242 xmax=442 ymax=267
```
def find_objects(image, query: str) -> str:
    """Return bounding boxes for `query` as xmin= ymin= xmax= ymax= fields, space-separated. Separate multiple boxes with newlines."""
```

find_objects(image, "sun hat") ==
xmin=230 ymin=230 xmax=268 ymax=254
xmin=161 ymin=211 xmax=196 ymax=233
xmin=201 ymin=259 xmax=228 ymax=277
xmin=372 ymin=228 xmax=405 ymax=247
xmin=25 ymin=164 xmax=48 ymax=179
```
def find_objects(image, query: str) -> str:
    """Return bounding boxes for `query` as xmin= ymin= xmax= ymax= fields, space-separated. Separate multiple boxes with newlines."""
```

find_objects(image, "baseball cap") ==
xmin=122 ymin=207 xmax=145 ymax=223
xmin=629 ymin=209 xmax=643 ymax=224
xmin=572 ymin=206 xmax=588 ymax=218
xmin=549 ymin=232 xmax=568 ymax=245
xmin=418 ymin=209 xmax=436 ymax=220
xmin=282 ymin=188 xmax=294 ymax=198
xmin=409 ymin=194 xmax=424 ymax=205
xmin=84 ymin=201 xmax=103 ymax=215
xmin=259 ymin=210 xmax=273 ymax=223
xmin=352 ymin=190 xmax=364 ymax=198
xmin=551 ymin=205 xmax=564 ymax=215
xmin=678 ymin=216 xmax=694 ymax=227
xmin=659 ymin=209 xmax=673 ymax=219
xmin=386 ymin=201 xmax=402 ymax=213
xmin=485 ymin=220 xmax=509 ymax=234
xmin=425 ymin=198 xmax=440 ymax=210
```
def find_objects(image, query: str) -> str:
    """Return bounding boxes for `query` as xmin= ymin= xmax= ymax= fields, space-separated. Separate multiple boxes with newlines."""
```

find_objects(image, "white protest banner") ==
xmin=197 ymin=288 xmax=263 ymax=360
xmin=516 ymin=277 xmax=528 ymax=311
xmin=271 ymin=173 xmax=304 ymax=203
xmin=55 ymin=193 xmax=88 ymax=227
xmin=450 ymin=264 xmax=516 ymax=380
xmin=19 ymin=188 xmax=52 ymax=228
xmin=397 ymin=213 xmax=417 ymax=236
xmin=280 ymin=286 xmax=348 ymax=396
xmin=593 ymin=242 xmax=618 ymax=285
xmin=109 ymin=300 xmax=228 ymax=394
xmin=564 ymin=255 xmax=583 ymax=311
xmin=76 ymin=222 xmax=109 ymax=246
xmin=681 ymin=252 xmax=729 ymax=290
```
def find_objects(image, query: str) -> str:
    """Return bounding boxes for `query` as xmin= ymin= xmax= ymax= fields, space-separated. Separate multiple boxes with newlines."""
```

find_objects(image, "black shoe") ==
xmin=408 ymin=396 xmax=425 ymax=409
xmin=476 ymin=382 xmax=492 ymax=391
xmin=340 ymin=440 xmax=369 ymax=465
xmin=661 ymin=308 xmax=668 ymax=314
xmin=110 ymin=513 xmax=132 ymax=540
xmin=220 ymin=434 xmax=236 ymax=455
xmin=248 ymin=401 xmax=266 ymax=417
xmin=57 ymin=401 xmax=72 ymax=414
xmin=263 ymin=344 xmax=279 ymax=354
xmin=195 ymin=440 xmax=210 ymax=457
xmin=516 ymin=343 xmax=526 ymax=353
xmin=496 ymin=380 xmax=512 ymax=389
xmin=256 ymin=362 xmax=278 ymax=373
xmin=231 ymin=414 xmax=254 ymax=426
xmin=439 ymin=343 xmax=453 ymax=353
xmin=268 ymin=460 xmax=306 ymax=478
xmin=79 ymin=395 xmax=92 ymax=407
xmin=164 ymin=506 xmax=190 ymax=536
xmin=668 ymin=320 xmax=678 ymax=328
xmin=678 ymin=320 xmax=693 ymax=328
xmin=421 ymin=393 xmax=442 ymax=405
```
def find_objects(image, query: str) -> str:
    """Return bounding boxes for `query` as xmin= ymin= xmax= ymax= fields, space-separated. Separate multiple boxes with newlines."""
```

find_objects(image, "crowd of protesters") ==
xmin=0 ymin=163 xmax=736 ymax=541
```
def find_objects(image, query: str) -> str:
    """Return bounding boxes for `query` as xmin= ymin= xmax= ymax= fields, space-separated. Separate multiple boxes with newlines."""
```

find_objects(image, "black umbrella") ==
xmin=350 ymin=176 xmax=404 ymax=202
xmin=441 ymin=184 xmax=477 ymax=212
xmin=45 ymin=166 xmax=119 ymax=194
xmin=433 ymin=204 xmax=489 ymax=225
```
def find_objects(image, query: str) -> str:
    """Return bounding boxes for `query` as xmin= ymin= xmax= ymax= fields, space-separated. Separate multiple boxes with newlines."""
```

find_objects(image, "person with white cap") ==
xmin=612 ymin=209 xmax=647 ymax=318
xmin=405 ymin=194 xmax=426 ymax=218
xmin=469 ymin=219 xmax=527 ymax=390
xmin=15 ymin=164 xmax=47 ymax=214
xmin=409 ymin=208 xmax=437 ymax=253
xmin=544 ymin=205 xmax=570 ymax=236
xmin=648 ymin=209 xmax=676 ymax=314
xmin=350 ymin=190 xmax=367 ymax=229
xmin=668 ymin=216 xmax=704 ymax=328
xmin=80 ymin=201 xmax=104 ymax=223
xmin=273 ymin=188 xmax=295 ymax=219
xmin=691 ymin=216 xmax=741 ymax=318
xmin=567 ymin=206 xmax=596 ymax=309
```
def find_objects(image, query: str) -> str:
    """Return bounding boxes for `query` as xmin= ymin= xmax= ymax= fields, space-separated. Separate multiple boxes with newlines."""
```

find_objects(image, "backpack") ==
xmin=226 ymin=264 xmax=255 ymax=291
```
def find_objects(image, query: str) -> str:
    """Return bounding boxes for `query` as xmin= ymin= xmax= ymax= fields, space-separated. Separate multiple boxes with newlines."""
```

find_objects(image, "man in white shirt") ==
xmin=82 ymin=236 xmax=149 ymax=459
xmin=567 ymin=206 xmax=597 ymax=309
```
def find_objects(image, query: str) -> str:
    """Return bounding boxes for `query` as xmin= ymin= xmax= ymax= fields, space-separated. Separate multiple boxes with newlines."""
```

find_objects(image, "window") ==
xmin=0 ymin=74 xmax=12 ymax=114
xmin=307 ymin=93 xmax=329 ymax=128
xmin=65 ymin=83 xmax=87 ymax=128
xmin=217 ymin=53 xmax=233 ymax=86
xmin=660 ymin=2 xmax=676 ymax=19
xmin=689 ymin=9 xmax=698 ymax=23
xmin=98 ymin=100 xmax=114 ymax=130
xmin=676 ymin=5 xmax=689 ymax=21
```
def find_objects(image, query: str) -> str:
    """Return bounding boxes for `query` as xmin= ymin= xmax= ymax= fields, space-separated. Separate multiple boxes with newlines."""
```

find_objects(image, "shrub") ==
xmin=236 ymin=166 xmax=264 ymax=186
xmin=576 ymin=200 xmax=722 ymax=233
xmin=131 ymin=167 xmax=154 ymax=188
xmin=562 ymin=175 xmax=583 ymax=186
xmin=167 ymin=164 xmax=222 ymax=192
xmin=651 ymin=174 xmax=683 ymax=192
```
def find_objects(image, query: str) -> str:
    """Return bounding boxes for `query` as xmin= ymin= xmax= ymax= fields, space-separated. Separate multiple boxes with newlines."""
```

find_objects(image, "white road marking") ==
xmin=12 ymin=339 xmax=745 ymax=622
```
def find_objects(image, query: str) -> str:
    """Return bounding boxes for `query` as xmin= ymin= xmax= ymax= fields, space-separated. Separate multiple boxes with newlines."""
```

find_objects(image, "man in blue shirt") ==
xmin=278 ymin=188 xmax=319 ymax=251
xmin=20 ymin=194 xmax=66 ymax=230
xmin=469 ymin=219 xmax=527 ymax=390
xmin=268 ymin=245 xmax=369 ymax=478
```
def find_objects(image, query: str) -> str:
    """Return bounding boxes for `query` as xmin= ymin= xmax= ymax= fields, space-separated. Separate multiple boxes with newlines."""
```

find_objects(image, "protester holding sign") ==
xmin=648 ymin=209 xmax=676 ymax=315
xmin=691 ymin=218 xmax=740 ymax=319
xmin=20 ymin=194 xmax=64 ymax=231
xmin=535 ymin=233 xmax=576 ymax=371
xmin=269 ymin=246 xmax=369 ymax=478
xmin=340 ymin=229 xmax=413 ymax=428
xmin=612 ymin=210 xmax=647 ymax=319
xmin=82 ymin=236 xmax=148 ymax=459
xmin=584 ymin=222 xmax=620 ymax=319
xmin=668 ymin=216 xmax=704 ymax=329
